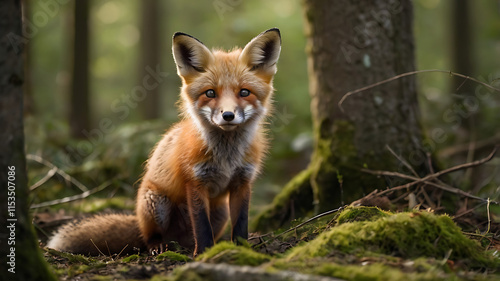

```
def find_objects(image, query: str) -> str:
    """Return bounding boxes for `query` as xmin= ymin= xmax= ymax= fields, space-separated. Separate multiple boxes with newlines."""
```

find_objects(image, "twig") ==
xmin=454 ymin=202 xmax=486 ymax=219
xmin=463 ymin=133 xmax=477 ymax=182
xmin=27 ymin=154 xmax=89 ymax=192
xmin=115 ymin=244 xmax=130 ymax=260
xmin=274 ymin=206 xmax=346 ymax=239
xmin=426 ymin=152 xmax=434 ymax=174
xmin=106 ymin=240 xmax=112 ymax=258
xmin=386 ymin=145 xmax=419 ymax=177
xmin=30 ymin=181 xmax=111 ymax=209
xmin=361 ymin=146 xmax=499 ymax=204
xmin=438 ymin=133 xmax=500 ymax=158
xmin=485 ymin=198 xmax=491 ymax=235
xmin=90 ymin=239 xmax=106 ymax=257
xmin=338 ymin=69 xmax=500 ymax=112
xmin=426 ymin=152 xmax=456 ymax=198
xmin=29 ymin=166 xmax=57 ymax=191
xmin=455 ymin=75 xmax=470 ymax=91
xmin=363 ymin=169 xmax=494 ymax=204
xmin=419 ymin=186 xmax=436 ymax=209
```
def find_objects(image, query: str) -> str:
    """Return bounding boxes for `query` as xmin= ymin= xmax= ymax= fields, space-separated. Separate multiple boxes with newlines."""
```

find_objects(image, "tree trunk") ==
xmin=255 ymin=0 xmax=425 ymax=231
xmin=70 ymin=0 xmax=90 ymax=138
xmin=0 ymin=1 xmax=56 ymax=280
xmin=450 ymin=0 xmax=480 ymax=188
xmin=451 ymin=0 xmax=474 ymax=91
xmin=21 ymin=0 xmax=34 ymax=116
xmin=139 ymin=0 xmax=161 ymax=120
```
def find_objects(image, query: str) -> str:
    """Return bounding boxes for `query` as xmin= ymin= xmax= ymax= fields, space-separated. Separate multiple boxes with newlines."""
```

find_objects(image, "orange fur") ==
xmin=47 ymin=29 xmax=281 ymax=256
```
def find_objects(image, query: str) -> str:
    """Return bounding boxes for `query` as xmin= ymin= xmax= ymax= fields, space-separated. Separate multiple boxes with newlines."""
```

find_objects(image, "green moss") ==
xmin=336 ymin=206 xmax=392 ymax=224
xmin=254 ymin=119 xmax=394 ymax=230
xmin=156 ymin=251 xmax=192 ymax=262
xmin=196 ymin=241 xmax=272 ymax=266
xmin=286 ymin=211 xmax=499 ymax=269
xmin=46 ymin=248 xmax=102 ymax=265
xmin=121 ymin=254 xmax=140 ymax=263
xmin=311 ymin=119 xmax=389 ymax=211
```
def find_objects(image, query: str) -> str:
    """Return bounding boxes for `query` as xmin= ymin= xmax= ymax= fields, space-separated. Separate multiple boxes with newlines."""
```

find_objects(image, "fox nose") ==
xmin=222 ymin=111 xmax=235 ymax=121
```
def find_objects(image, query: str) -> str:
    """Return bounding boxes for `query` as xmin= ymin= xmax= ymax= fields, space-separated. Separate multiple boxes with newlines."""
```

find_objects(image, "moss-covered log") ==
xmin=256 ymin=0 xmax=427 ymax=231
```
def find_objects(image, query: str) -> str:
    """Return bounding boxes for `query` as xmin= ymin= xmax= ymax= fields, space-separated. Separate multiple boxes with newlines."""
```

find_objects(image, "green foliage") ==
xmin=25 ymin=0 xmax=500 ymax=217
xmin=45 ymin=248 xmax=107 ymax=278
xmin=196 ymin=241 xmax=272 ymax=266
xmin=26 ymin=119 xmax=165 ymax=205
xmin=156 ymin=251 xmax=191 ymax=263
xmin=121 ymin=254 xmax=139 ymax=263
xmin=286 ymin=208 xmax=499 ymax=269
xmin=44 ymin=207 xmax=499 ymax=280
xmin=336 ymin=206 xmax=391 ymax=224
xmin=45 ymin=248 xmax=102 ymax=265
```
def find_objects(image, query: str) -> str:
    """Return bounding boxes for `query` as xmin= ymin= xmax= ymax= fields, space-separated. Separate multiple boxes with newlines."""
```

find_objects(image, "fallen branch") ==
xmin=438 ymin=133 xmax=500 ymax=158
xmin=29 ymin=166 xmax=57 ymax=191
xmin=274 ymin=206 xmax=346 ymax=239
xmin=30 ymin=181 xmax=111 ymax=209
xmin=361 ymin=146 xmax=498 ymax=204
xmin=386 ymin=145 xmax=418 ymax=177
xmin=338 ymin=69 xmax=500 ymax=112
xmin=27 ymin=154 xmax=89 ymax=192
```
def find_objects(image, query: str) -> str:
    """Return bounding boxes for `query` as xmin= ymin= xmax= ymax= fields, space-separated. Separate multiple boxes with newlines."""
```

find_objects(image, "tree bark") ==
xmin=451 ymin=0 xmax=474 ymax=94
xmin=450 ymin=0 xmax=481 ymax=188
xmin=140 ymin=0 xmax=161 ymax=120
xmin=70 ymin=0 xmax=90 ymax=138
xmin=0 ymin=1 xmax=56 ymax=280
xmin=255 ymin=0 xmax=425 ymax=231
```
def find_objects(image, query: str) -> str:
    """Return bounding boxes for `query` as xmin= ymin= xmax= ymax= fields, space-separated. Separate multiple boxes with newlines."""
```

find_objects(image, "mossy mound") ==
xmin=336 ymin=206 xmax=391 ymax=224
xmin=196 ymin=242 xmax=272 ymax=266
xmin=156 ymin=251 xmax=191 ymax=262
xmin=286 ymin=208 xmax=499 ymax=269
xmin=121 ymin=254 xmax=140 ymax=263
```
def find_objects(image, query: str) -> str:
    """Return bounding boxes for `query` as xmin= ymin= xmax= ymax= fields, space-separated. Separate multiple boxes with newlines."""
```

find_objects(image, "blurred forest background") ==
xmin=24 ymin=0 xmax=500 ymax=220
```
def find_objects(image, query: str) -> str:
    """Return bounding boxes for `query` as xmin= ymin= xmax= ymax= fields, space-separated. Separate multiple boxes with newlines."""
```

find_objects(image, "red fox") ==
xmin=47 ymin=28 xmax=281 ymax=256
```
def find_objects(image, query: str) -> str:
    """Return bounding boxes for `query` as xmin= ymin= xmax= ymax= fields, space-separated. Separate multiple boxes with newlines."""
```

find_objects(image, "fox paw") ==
xmin=149 ymin=243 xmax=167 ymax=255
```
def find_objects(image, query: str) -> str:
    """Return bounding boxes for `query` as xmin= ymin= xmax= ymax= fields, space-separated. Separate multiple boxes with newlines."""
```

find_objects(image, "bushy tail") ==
xmin=46 ymin=214 xmax=145 ymax=256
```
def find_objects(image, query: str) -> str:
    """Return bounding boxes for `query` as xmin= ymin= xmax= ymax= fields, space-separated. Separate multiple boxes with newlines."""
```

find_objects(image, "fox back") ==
xmin=47 ymin=29 xmax=281 ymax=257
xmin=138 ymin=28 xmax=282 ymax=255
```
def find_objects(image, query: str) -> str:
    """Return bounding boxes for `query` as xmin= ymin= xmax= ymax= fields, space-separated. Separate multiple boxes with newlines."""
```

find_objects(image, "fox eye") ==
xmin=205 ymin=89 xmax=216 ymax=98
xmin=239 ymin=89 xmax=250 ymax=97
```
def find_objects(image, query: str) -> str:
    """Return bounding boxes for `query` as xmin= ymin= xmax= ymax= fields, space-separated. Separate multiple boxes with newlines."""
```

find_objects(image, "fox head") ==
xmin=172 ymin=28 xmax=281 ymax=133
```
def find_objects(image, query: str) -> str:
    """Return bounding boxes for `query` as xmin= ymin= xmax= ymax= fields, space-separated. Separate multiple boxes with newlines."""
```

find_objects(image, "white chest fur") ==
xmin=192 ymin=127 xmax=257 ymax=198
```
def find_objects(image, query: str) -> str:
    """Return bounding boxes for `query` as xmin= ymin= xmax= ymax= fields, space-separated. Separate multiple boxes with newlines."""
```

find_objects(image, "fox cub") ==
xmin=47 ymin=28 xmax=281 ymax=256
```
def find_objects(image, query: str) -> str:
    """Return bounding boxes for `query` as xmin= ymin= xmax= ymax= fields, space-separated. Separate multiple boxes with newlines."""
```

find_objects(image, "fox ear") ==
xmin=239 ymin=28 xmax=281 ymax=77
xmin=172 ymin=32 xmax=214 ymax=79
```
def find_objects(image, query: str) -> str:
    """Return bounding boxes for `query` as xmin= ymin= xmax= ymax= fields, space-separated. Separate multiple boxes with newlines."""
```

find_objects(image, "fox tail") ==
xmin=46 ymin=213 xmax=145 ymax=256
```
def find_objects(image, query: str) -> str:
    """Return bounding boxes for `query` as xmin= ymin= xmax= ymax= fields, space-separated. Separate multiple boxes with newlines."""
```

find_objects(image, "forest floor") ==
xmin=38 ymin=204 xmax=499 ymax=281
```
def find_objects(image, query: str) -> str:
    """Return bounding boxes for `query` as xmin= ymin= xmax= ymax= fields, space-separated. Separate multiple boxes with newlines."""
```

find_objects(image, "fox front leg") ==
xmin=186 ymin=183 xmax=214 ymax=256
xmin=229 ymin=185 xmax=250 ymax=244
xmin=136 ymin=186 xmax=172 ymax=254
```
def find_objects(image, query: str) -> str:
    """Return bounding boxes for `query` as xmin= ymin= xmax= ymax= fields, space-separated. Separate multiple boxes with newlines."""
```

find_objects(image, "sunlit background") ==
xmin=25 ymin=0 xmax=500 ymax=217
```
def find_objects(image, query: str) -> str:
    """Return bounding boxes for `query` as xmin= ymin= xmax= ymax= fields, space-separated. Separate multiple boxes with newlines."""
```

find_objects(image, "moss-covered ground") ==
xmin=43 ymin=206 xmax=500 ymax=280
